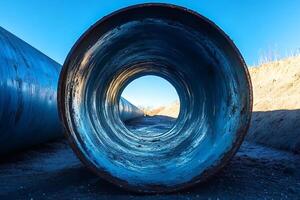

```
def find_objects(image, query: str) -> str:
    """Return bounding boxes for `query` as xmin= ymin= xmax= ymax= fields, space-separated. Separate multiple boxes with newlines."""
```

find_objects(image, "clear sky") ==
xmin=1 ymin=1 xmax=300 ymax=107
xmin=121 ymin=75 xmax=179 ymax=108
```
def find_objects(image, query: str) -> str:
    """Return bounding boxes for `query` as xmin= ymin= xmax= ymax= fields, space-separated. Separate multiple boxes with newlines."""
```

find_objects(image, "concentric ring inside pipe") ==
xmin=58 ymin=4 xmax=252 ymax=193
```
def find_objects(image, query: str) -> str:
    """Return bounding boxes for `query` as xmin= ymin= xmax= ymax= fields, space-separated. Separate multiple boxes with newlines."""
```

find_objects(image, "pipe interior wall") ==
xmin=58 ymin=4 xmax=252 ymax=193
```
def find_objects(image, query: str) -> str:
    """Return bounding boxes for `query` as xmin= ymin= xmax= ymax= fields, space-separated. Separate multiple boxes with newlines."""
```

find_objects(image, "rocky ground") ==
xmin=0 ymin=116 xmax=299 ymax=200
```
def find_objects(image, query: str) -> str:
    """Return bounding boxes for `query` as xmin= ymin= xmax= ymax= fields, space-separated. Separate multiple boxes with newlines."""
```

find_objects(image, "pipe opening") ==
xmin=120 ymin=75 xmax=180 ymax=135
xmin=58 ymin=4 xmax=252 ymax=192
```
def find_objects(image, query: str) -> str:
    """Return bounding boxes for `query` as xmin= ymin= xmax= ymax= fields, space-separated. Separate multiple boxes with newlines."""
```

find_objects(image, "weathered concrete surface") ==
xmin=58 ymin=4 xmax=252 ymax=192
xmin=0 ymin=116 xmax=299 ymax=199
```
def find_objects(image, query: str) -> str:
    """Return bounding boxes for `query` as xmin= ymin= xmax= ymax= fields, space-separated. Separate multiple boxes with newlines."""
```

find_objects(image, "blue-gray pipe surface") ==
xmin=119 ymin=98 xmax=144 ymax=121
xmin=0 ymin=27 xmax=143 ymax=155
xmin=58 ymin=4 xmax=252 ymax=193
xmin=0 ymin=27 xmax=62 ymax=155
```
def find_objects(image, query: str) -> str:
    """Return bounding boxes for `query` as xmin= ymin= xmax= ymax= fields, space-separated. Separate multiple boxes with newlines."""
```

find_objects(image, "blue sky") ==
xmin=1 ymin=1 xmax=300 ymax=107
xmin=122 ymin=75 xmax=179 ymax=107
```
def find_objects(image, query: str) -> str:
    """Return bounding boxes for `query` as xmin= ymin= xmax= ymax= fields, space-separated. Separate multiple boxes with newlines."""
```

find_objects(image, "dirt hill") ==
xmin=142 ymin=101 xmax=180 ymax=118
xmin=247 ymin=56 xmax=300 ymax=153
xmin=141 ymin=106 xmax=165 ymax=116
xmin=156 ymin=100 xmax=180 ymax=118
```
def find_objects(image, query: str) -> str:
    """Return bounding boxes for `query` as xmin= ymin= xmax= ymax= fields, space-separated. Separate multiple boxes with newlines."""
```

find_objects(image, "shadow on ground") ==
xmin=0 ymin=115 xmax=299 ymax=199
xmin=247 ymin=109 xmax=300 ymax=153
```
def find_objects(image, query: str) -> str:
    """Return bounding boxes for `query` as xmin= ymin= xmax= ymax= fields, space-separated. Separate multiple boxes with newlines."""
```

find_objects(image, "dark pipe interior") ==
xmin=58 ymin=4 xmax=252 ymax=192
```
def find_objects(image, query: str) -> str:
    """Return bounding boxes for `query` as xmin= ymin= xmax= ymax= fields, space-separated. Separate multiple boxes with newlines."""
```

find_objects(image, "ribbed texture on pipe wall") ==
xmin=58 ymin=4 xmax=252 ymax=193
xmin=0 ymin=27 xmax=143 ymax=155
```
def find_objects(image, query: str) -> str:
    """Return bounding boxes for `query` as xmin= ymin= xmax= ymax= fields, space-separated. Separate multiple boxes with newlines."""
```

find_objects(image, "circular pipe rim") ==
xmin=57 ymin=3 xmax=253 ymax=193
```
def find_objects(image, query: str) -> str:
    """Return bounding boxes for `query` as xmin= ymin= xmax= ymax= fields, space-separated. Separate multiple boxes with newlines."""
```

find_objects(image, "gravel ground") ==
xmin=0 ymin=116 xmax=299 ymax=199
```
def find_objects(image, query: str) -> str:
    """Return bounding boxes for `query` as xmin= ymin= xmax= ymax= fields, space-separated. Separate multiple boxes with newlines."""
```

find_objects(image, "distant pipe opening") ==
xmin=120 ymin=75 xmax=180 ymax=135
xmin=58 ymin=4 xmax=252 ymax=193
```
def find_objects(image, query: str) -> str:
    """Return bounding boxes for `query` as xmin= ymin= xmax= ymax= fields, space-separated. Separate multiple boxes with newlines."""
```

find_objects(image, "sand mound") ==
xmin=142 ymin=101 xmax=180 ymax=118
xmin=157 ymin=101 xmax=180 ymax=118
xmin=141 ymin=106 xmax=165 ymax=116
xmin=247 ymin=56 xmax=300 ymax=153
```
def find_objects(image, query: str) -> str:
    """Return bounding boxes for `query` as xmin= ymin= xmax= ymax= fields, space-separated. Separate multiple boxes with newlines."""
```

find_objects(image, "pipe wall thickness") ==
xmin=58 ymin=4 xmax=252 ymax=193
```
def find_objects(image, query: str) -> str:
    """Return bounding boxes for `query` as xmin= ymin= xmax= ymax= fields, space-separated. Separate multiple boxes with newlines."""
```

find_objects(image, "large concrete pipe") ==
xmin=58 ymin=4 xmax=252 ymax=193
xmin=0 ymin=27 xmax=143 ymax=155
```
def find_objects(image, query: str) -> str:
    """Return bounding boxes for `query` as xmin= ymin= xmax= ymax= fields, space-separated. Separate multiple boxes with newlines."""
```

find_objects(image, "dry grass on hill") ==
xmin=247 ymin=56 xmax=300 ymax=153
